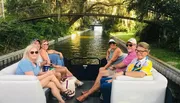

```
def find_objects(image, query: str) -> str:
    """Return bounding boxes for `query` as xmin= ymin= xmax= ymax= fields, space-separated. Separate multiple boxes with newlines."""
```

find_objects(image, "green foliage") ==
xmin=5 ymin=0 xmax=51 ymax=19
xmin=0 ymin=18 xmax=69 ymax=54
xmin=112 ymin=24 xmax=129 ymax=32
xmin=127 ymin=0 xmax=180 ymax=51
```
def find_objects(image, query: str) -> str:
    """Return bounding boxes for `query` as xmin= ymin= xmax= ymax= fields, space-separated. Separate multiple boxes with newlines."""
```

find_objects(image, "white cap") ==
xmin=109 ymin=39 xmax=116 ymax=43
xmin=127 ymin=38 xmax=137 ymax=44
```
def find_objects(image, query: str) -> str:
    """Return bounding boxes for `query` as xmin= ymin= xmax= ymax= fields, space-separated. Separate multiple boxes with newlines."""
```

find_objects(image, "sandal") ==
xmin=61 ymin=89 xmax=75 ymax=99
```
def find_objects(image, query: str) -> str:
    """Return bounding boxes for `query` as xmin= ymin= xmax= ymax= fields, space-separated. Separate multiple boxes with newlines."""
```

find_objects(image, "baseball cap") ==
xmin=127 ymin=38 xmax=137 ymax=44
xmin=108 ymin=39 xmax=116 ymax=44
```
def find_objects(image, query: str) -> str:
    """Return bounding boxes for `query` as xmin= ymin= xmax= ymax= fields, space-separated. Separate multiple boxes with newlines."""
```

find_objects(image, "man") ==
xmin=76 ymin=38 xmax=137 ymax=102
xmin=100 ymin=42 xmax=152 ymax=103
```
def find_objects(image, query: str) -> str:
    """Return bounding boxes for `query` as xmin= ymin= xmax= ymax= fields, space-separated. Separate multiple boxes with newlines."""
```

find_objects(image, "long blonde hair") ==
xmin=23 ymin=44 xmax=39 ymax=61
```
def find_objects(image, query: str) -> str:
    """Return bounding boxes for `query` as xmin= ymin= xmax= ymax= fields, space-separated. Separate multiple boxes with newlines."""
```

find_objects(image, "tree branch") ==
xmin=21 ymin=13 xmax=155 ymax=24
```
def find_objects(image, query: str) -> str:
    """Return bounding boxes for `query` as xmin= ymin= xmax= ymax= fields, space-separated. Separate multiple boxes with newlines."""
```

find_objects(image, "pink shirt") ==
xmin=116 ymin=51 xmax=136 ymax=72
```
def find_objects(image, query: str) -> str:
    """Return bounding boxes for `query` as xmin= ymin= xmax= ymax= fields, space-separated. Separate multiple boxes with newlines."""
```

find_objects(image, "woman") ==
xmin=100 ymin=42 xmax=152 ymax=103
xmin=76 ymin=39 xmax=128 ymax=102
xmin=31 ymin=39 xmax=62 ymax=81
xmin=15 ymin=44 xmax=75 ymax=103
xmin=40 ymin=40 xmax=83 ymax=86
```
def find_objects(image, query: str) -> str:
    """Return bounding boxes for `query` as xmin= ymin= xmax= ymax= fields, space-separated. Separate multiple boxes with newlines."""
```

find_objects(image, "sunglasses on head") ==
xmin=126 ymin=43 xmax=133 ymax=47
xmin=30 ymin=51 xmax=38 ymax=54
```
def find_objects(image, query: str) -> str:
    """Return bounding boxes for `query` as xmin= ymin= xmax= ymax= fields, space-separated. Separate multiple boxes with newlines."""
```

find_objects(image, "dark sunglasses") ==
xmin=109 ymin=42 xmax=116 ymax=45
xmin=43 ymin=43 xmax=49 ymax=46
xmin=126 ymin=44 xmax=133 ymax=47
xmin=30 ymin=51 xmax=38 ymax=54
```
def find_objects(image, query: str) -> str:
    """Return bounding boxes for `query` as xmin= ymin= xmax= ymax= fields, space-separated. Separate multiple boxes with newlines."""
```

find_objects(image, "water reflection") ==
xmin=54 ymin=28 xmax=109 ymax=60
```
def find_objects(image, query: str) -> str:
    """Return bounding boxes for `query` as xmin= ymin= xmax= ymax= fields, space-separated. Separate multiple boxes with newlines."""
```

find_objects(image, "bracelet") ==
xmin=123 ymin=71 xmax=126 ymax=75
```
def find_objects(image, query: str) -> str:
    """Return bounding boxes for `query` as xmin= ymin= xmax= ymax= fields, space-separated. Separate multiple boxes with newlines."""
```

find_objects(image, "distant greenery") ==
xmin=111 ymin=32 xmax=139 ymax=42
xmin=0 ymin=19 xmax=70 ymax=55
xmin=112 ymin=32 xmax=180 ymax=69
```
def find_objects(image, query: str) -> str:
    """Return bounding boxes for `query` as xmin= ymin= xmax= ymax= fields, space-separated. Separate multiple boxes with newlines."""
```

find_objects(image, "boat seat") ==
xmin=111 ymin=69 xmax=167 ymax=103
xmin=0 ymin=62 xmax=48 ymax=103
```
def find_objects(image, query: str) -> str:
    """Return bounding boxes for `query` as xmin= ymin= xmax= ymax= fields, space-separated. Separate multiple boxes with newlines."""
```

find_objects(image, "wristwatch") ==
xmin=123 ymin=71 xmax=126 ymax=75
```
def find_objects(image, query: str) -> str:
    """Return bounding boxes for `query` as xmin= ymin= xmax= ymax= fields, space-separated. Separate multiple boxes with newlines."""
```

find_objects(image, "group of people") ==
xmin=15 ymin=37 xmax=152 ymax=103
xmin=15 ymin=39 xmax=83 ymax=103
xmin=76 ymin=38 xmax=152 ymax=103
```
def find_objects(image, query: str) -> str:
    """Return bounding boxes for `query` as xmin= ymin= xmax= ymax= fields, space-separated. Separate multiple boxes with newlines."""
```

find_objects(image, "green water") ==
xmin=53 ymin=30 xmax=110 ymax=59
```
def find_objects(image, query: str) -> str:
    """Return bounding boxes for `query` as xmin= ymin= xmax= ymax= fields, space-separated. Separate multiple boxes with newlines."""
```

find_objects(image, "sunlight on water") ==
xmin=54 ymin=28 xmax=109 ymax=61
xmin=94 ymin=26 xmax=103 ymax=35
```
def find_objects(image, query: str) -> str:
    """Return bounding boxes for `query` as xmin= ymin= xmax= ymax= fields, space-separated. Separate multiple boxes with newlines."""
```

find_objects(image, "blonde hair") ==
xmin=23 ymin=44 xmax=39 ymax=60
xmin=41 ymin=40 xmax=48 ymax=44
xmin=138 ymin=42 xmax=150 ymax=50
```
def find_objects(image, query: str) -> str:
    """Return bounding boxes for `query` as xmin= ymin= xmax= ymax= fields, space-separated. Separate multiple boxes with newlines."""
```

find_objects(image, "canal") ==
xmin=53 ymin=27 xmax=110 ymax=59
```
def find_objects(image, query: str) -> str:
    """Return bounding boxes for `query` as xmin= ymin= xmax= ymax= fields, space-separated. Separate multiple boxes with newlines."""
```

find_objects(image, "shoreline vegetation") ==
xmin=111 ymin=32 xmax=180 ymax=70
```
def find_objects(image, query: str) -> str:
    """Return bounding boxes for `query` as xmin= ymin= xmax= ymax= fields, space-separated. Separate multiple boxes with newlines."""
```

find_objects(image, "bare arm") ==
xmin=114 ymin=62 xmax=126 ymax=69
xmin=47 ymin=50 xmax=63 ymax=58
xmin=106 ymin=48 xmax=110 ymax=60
xmin=40 ymin=50 xmax=51 ymax=64
xmin=104 ymin=48 xmax=121 ymax=69
xmin=25 ymin=71 xmax=34 ymax=75
xmin=24 ymin=71 xmax=51 ymax=80
xmin=125 ymin=71 xmax=146 ymax=78
xmin=39 ymin=60 xmax=47 ymax=67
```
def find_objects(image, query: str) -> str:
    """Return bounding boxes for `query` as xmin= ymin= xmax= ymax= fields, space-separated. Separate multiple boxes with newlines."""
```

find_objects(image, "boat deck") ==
xmin=47 ymin=81 xmax=101 ymax=103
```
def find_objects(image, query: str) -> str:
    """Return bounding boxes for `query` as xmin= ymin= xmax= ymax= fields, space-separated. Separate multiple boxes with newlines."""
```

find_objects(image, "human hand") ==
xmin=106 ymin=79 xmax=113 ymax=83
xmin=109 ymin=65 xmax=116 ymax=70
xmin=47 ymin=70 xmax=54 ymax=75
xmin=112 ymin=72 xmax=123 ymax=79
xmin=101 ymin=67 xmax=106 ymax=70
xmin=59 ymin=52 xmax=63 ymax=59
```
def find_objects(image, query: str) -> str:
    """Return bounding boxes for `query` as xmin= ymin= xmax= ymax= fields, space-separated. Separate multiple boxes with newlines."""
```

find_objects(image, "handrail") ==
xmin=69 ymin=57 xmax=101 ymax=65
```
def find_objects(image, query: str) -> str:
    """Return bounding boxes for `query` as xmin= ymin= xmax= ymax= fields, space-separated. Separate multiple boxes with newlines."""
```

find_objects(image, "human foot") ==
xmin=81 ymin=90 xmax=89 ymax=95
xmin=76 ymin=94 xmax=88 ymax=102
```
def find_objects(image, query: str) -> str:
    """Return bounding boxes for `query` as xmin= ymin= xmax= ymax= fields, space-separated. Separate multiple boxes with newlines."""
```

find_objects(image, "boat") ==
xmin=0 ymin=57 xmax=173 ymax=103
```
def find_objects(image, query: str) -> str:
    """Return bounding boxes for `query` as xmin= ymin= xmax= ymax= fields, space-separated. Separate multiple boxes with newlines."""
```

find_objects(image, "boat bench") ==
xmin=111 ymin=69 xmax=168 ymax=103
xmin=0 ymin=62 xmax=49 ymax=103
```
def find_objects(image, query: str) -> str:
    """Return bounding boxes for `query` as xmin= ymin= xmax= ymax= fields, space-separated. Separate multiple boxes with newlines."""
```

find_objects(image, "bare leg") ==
xmin=39 ymin=74 xmax=66 ymax=92
xmin=46 ymin=82 xmax=65 ymax=103
xmin=76 ymin=68 xmax=109 ymax=102
xmin=49 ymin=74 xmax=66 ymax=91
xmin=55 ymin=66 xmax=73 ymax=77
xmin=55 ymin=72 xmax=61 ymax=81
xmin=63 ymin=67 xmax=73 ymax=76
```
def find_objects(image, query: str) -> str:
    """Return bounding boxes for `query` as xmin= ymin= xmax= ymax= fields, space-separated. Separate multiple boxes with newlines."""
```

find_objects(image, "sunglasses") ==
xmin=109 ymin=42 xmax=116 ymax=45
xmin=43 ymin=43 xmax=49 ymax=46
xmin=30 ymin=51 xmax=38 ymax=54
xmin=126 ymin=44 xmax=133 ymax=47
xmin=135 ymin=49 xmax=148 ymax=53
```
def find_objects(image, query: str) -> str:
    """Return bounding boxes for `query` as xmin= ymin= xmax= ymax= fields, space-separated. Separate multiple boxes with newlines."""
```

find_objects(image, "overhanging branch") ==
xmin=21 ymin=13 xmax=154 ymax=24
